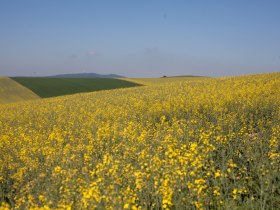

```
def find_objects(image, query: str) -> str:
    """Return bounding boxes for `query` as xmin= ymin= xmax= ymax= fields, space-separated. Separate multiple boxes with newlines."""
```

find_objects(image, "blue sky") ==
xmin=0 ymin=0 xmax=279 ymax=77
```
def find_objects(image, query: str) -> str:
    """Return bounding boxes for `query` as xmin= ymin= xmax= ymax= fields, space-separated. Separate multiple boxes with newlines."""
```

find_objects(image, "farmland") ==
xmin=121 ymin=76 xmax=207 ymax=85
xmin=11 ymin=77 xmax=141 ymax=98
xmin=0 ymin=77 xmax=39 ymax=104
xmin=0 ymin=73 xmax=279 ymax=209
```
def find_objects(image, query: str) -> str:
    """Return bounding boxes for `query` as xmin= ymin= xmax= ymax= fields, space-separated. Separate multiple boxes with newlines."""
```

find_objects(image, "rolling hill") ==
xmin=1 ymin=75 xmax=207 ymax=103
xmin=120 ymin=75 xmax=208 ymax=85
xmin=0 ymin=77 xmax=39 ymax=104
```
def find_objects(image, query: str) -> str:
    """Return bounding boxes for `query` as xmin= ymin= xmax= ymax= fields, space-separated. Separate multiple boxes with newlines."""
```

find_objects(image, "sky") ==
xmin=0 ymin=0 xmax=280 ymax=77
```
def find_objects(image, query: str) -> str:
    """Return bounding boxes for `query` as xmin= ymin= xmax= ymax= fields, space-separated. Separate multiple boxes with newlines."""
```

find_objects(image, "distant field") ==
xmin=11 ymin=77 xmax=141 ymax=98
xmin=0 ymin=77 xmax=39 ymax=104
xmin=121 ymin=76 xmax=208 ymax=85
xmin=6 ymin=76 xmax=204 ymax=100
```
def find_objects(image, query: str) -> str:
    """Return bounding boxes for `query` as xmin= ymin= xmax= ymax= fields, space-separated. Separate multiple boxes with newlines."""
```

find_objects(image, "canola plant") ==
xmin=0 ymin=73 xmax=279 ymax=209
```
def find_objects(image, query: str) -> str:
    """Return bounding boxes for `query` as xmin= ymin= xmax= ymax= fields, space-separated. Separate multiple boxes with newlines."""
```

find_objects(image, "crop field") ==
xmin=121 ymin=76 xmax=207 ymax=85
xmin=11 ymin=77 xmax=141 ymax=98
xmin=0 ymin=77 xmax=39 ymax=104
xmin=0 ymin=73 xmax=279 ymax=209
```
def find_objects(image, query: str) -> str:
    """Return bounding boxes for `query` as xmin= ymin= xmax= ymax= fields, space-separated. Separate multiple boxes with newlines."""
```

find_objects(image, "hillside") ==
xmin=0 ymin=77 xmax=39 ymax=104
xmin=121 ymin=75 xmax=208 ymax=85
xmin=11 ymin=77 xmax=141 ymax=98
xmin=1 ymin=73 xmax=279 ymax=209
xmin=49 ymin=73 xmax=125 ymax=78
xmin=1 ymin=76 xmax=204 ymax=102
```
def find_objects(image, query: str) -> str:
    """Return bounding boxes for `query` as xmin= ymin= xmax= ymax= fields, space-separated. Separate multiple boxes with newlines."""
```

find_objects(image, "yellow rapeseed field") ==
xmin=120 ymin=76 xmax=206 ymax=85
xmin=0 ymin=73 xmax=279 ymax=209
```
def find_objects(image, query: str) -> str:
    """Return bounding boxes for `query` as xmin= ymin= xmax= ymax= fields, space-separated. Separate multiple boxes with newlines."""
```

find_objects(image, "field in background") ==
xmin=0 ymin=76 xmax=205 ymax=104
xmin=1 ymin=73 xmax=279 ymax=209
xmin=121 ymin=75 xmax=207 ymax=85
xmin=11 ymin=77 xmax=141 ymax=98
xmin=0 ymin=77 xmax=39 ymax=104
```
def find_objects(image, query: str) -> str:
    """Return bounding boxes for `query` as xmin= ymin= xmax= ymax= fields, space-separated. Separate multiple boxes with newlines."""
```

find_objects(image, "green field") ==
xmin=0 ymin=77 xmax=39 ymax=104
xmin=11 ymin=77 xmax=141 ymax=98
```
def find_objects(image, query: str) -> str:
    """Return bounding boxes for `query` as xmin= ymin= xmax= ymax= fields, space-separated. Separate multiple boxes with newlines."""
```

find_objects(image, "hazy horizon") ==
xmin=1 ymin=0 xmax=280 ymax=77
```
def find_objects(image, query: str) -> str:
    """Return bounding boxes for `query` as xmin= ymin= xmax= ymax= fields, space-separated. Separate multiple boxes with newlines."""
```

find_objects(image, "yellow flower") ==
xmin=124 ymin=204 xmax=130 ymax=209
